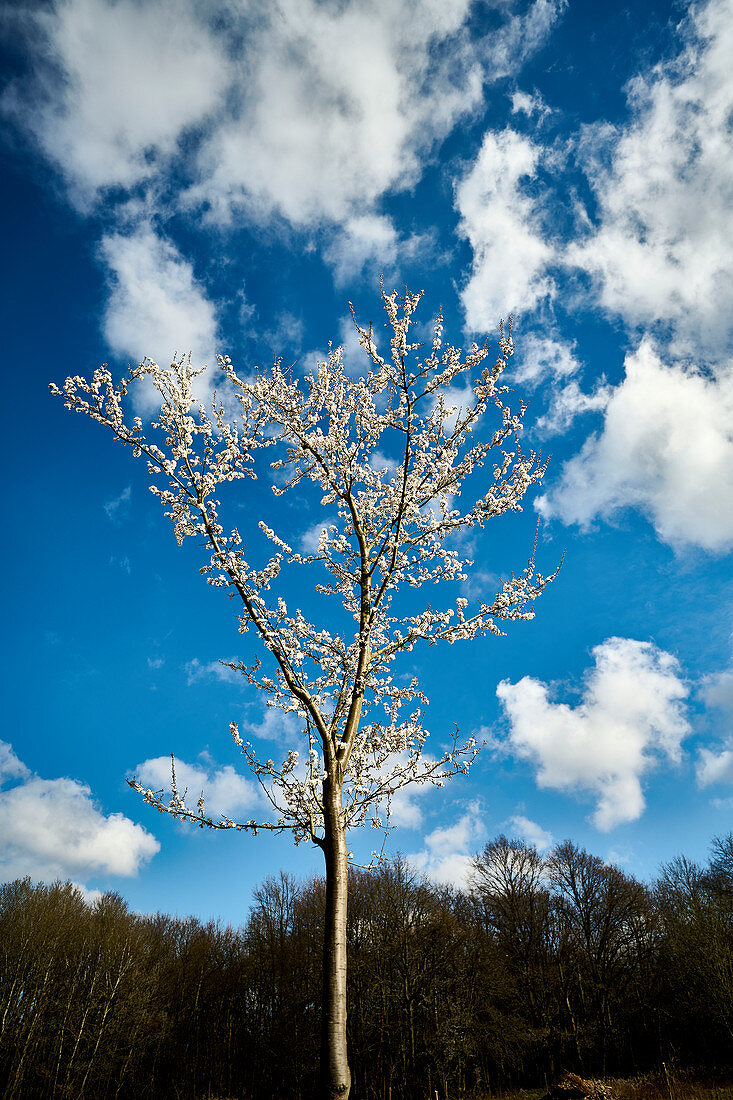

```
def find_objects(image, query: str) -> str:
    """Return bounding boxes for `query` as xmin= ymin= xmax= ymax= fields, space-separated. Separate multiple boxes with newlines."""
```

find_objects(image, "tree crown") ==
xmin=50 ymin=284 xmax=559 ymax=851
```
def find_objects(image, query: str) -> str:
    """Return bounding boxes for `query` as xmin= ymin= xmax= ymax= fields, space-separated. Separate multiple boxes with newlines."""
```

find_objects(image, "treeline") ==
xmin=1 ymin=834 xmax=732 ymax=1100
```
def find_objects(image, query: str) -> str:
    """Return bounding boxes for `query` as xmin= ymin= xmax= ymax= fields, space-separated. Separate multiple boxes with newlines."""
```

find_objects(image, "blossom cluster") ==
xmin=52 ymin=285 xmax=559 ymax=852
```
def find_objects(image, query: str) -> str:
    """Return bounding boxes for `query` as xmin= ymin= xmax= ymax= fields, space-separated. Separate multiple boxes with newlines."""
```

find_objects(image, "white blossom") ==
xmin=51 ymin=284 xmax=559 ymax=854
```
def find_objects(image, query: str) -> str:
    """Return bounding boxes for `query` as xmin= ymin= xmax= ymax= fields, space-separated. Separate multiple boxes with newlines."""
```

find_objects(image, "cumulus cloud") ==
xmin=567 ymin=0 xmax=733 ymax=356
xmin=408 ymin=807 xmax=485 ymax=886
xmin=456 ymin=129 xmax=555 ymax=329
xmin=185 ymin=0 xmax=476 ymax=226
xmin=697 ymin=746 xmax=733 ymax=788
xmin=4 ymin=0 xmax=227 ymax=208
xmin=506 ymin=814 xmax=554 ymax=851
xmin=301 ymin=313 xmax=377 ymax=382
xmin=99 ymin=224 xmax=220 ymax=373
xmin=496 ymin=638 xmax=691 ymax=830
xmin=0 ymin=741 xmax=159 ymax=883
xmin=134 ymin=755 xmax=260 ymax=821
xmin=185 ymin=0 xmax=561 ymax=230
xmin=538 ymin=339 xmax=733 ymax=551
xmin=324 ymin=215 xmax=400 ymax=285
xmin=383 ymin=791 xmax=422 ymax=830
xmin=7 ymin=0 xmax=563 ymax=233
xmin=702 ymin=667 xmax=733 ymax=713
xmin=456 ymin=0 xmax=733 ymax=552
xmin=3 ymin=0 xmax=568 ymax=401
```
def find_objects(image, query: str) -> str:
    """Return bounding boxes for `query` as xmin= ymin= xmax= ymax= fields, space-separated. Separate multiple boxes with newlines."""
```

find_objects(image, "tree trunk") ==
xmin=321 ymin=774 xmax=352 ymax=1100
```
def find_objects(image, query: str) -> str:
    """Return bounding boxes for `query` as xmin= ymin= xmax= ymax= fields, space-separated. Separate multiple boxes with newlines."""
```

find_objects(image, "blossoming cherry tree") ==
xmin=51 ymin=284 xmax=559 ymax=1100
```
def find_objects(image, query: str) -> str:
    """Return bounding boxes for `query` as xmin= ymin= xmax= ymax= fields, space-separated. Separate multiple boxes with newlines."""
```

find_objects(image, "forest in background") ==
xmin=1 ymin=834 xmax=732 ymax=1100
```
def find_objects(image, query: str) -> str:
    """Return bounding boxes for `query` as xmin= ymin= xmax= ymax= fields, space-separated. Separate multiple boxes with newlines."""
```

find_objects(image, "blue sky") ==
xmin=1 ymin=0 xmax=732 ymax=923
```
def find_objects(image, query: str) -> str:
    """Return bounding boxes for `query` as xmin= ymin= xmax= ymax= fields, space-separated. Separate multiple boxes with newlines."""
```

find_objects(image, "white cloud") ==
xmin=100 ymin=224 xmax=220 ymax=375
xmin=0 ymin=742 xmax=30 ymax=784
xmin=512 ymin=333 xmax=608 ymax=435
xmin=697 ymin=746 xmax=733 ymax=787
xmin=324 ymin=215 xmax=436 ymax=285
xmin=8 ymin=0 xmax=564 ymax=233
xmin=74 ymin=883 xmax=105 ymax=906
xmin=244 ymin=707 xmax=301 ymax=747
xmin=337 ymin=314 xmax=377 ymax=376
xmin=386 ymin=783 xmax=432 ymax=830
xmin=513 ymin=333 xmax=580 ymax=387
xmin=538 ymin=339 xmax=733 ymax=551
xmin=510 ymin=89 xmax=550 ymax=118
xmin=701 ymin=667 xmax=733 ymax=713
xmin=324 ymin=215 xmax=400 ymax=284
xmin=456 ymin=128 xmax=554 ymax=329
xmin=460 ymin=567 xmax=499 ymax=602
xmin=211 ymin=0 xmax=563 ymax=230
xmin=0 ymin=741 xmax=159 ymax=883
xmin=262 ymin=312 xmax=305 ymax=357
xmin=506 ymin=813 xmax=554 ymax=851
xmin=299 ymin=520 xmax=332 ymax=555
xmin=301 ymin=314 xmax=372 ymax=381
xmin=535 ymin=377 xmax=611 ymax=435
xmin=695 ymin=665 xmax=733 ymax=788
xmin=567 ymin=0 xmax=733 ymax=356
xmin=408 ymin=807 xmax=485 ymax=886
xmin=134 ymin=755 xmax=260 ymax=821
xmin=185 ymin=0 xmax=486 ymax=228
xmin=496 ymin=637 xmax=691 ymax=830
xmin=5 ymin=0 xmax=227 ymax=208
xmin=486 ymin=0 xmax=567 ymax=80
xmin=369 ymin=450 xmax=400 ymax=477
xmin=712 ymin=796 xmax=733 ymax=810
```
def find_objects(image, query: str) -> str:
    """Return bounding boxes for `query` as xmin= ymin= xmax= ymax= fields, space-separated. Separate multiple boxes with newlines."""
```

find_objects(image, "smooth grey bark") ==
xmin=320 ymin=773 xmax=352 ymax=1100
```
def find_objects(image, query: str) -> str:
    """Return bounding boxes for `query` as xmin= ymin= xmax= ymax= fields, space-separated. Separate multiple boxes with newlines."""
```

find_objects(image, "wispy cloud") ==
xmin=184 ymin=658 xmax=241 ymax=687
xmin=103 ymin=484 xmax=131 ymax=521
xmin=510 ymin=89 xmax=551 ymax=119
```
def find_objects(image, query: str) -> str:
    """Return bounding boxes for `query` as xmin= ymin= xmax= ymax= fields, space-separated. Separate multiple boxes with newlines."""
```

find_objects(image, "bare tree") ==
xmin=548 ymin=842 xmax=648 ymax=1073
xmin=50 ymin=283 xmax=559 ymax=1099
xmin=470 ymin=836 xmax=553 ymax=1032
